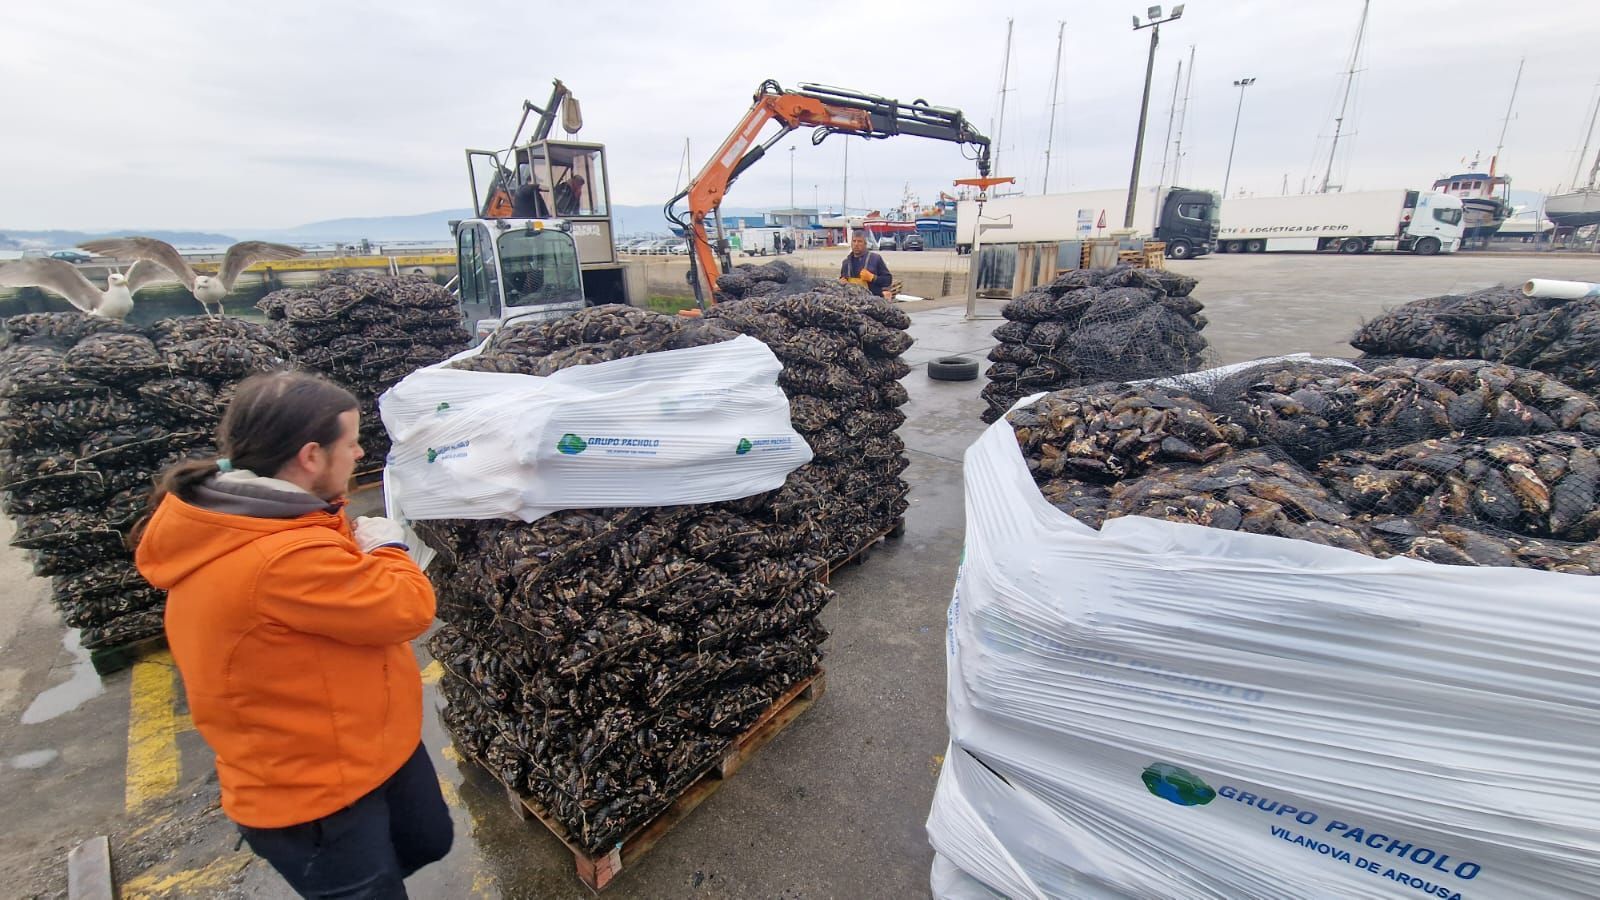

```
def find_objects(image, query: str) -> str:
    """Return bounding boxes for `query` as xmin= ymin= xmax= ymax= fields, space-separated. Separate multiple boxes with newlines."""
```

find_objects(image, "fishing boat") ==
xmin=1433 ymin=165 xmax=1511 ymax=241
xmin=1433 ymin=61 xmax=1523 ymax=242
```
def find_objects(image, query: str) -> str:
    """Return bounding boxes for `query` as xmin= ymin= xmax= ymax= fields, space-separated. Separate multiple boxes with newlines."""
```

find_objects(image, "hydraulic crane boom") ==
xmin=665 ymin=80 xmax=992 ymax=305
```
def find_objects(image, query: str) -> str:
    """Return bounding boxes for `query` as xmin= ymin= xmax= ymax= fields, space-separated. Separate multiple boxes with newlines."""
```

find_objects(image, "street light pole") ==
xmin=1221 ymin=77 xmax=1255 ymax=199
xmin=1124 ymin=5 xmax=1186 ymax=229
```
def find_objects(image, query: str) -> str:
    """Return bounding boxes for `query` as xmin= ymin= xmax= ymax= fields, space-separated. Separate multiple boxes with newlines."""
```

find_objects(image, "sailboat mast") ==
xmin=1322 ymin=0 xmax=1370 ymax=193
xmin=1171 ymin=45 xmax=1196 ymax=185
xmin=994 ymin=18 xmax=1014 ymax=184
xmin=1573 ymin=82 xmax=1600 ymax=190
xmin=1156 ymin=59 xmax=1183 ymax=197
xmin=1489 ymin=57 xmax=1524 ymax=195
xmin=1042 ymin=21 xmax=1066 ymax=194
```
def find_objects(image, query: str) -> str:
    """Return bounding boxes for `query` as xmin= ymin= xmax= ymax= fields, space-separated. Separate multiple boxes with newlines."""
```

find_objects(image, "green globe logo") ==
xmin=736 ymin=438 xmax=753 ymax=455
xmin=557 ymin=433 xmax=588 ymax=455
xmin=1141 ymin=763 xmax=1216 ymax=807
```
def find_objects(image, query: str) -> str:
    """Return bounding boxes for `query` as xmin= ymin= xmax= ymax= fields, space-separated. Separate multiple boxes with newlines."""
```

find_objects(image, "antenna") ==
xmin=1322 ymin=0 xmax=1370 ymax=193
xmin=1042 ymin=21 xmax=1066 ymax=194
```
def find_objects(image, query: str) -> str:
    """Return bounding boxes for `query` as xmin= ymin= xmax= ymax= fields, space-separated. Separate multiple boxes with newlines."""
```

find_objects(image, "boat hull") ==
xmin=1544 ymin=190 xmax=1600 ymax=229
xmin=1459 ymin=196 xmax=1509 ymax=240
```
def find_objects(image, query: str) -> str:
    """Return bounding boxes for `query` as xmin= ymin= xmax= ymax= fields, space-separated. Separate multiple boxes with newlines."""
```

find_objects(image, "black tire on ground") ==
xmin=1414 ymin=237 xmax=1441 ymax=256
xmin=1246 ymin=239 xmax=1266 ymax=253
xmin=1167 ymin=239 xmax=1193 ymax=260
xmin=928 ymin=356 xmax=979 ymax=381
xmin=1340 ymin=238 xmax=1365 ymax=254
xmin=1225 ymin=240 xmax=1245 ymax=253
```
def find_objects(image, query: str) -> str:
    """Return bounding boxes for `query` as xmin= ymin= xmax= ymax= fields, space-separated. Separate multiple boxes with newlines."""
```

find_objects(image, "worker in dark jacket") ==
xmin=839 ymin=233 xmax=893 ymax=297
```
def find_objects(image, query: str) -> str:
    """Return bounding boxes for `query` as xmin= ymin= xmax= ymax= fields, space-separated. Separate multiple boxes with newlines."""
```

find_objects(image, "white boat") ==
xmin=1546 ymin=83 xmax=1600 ymax=229
xmin=1543 ymin=187 xmax=1600 ymax=229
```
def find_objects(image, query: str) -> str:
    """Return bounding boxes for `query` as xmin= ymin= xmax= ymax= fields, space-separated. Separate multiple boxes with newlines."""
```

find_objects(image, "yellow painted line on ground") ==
xmin=121 ymin=853 xmax=253 ymax=899
xmin=437 ymin=775 xmax=460 ymax=808
xmin=440 ymin=743 xmax=462 ymax=763
xmin=421 ymin=660 xmax=444 ymax=685
xmin=125 ymin=651 xmax=180 ymax=812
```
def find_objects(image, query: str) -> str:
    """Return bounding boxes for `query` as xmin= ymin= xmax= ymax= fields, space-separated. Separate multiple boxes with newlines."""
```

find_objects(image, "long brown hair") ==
xmin=132 ymin=371 xmax=358 ymax=541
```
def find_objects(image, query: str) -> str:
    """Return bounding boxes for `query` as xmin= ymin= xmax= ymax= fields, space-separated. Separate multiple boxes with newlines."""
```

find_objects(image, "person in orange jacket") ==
xmin=135 ymin=371 xmax=451 ymax=899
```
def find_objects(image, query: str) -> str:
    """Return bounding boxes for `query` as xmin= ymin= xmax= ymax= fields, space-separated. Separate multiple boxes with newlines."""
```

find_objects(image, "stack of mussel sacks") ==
xmin=0 ymin=313 xmax=291 ymax=648
xmin=418 ymin=305 xmax=834 ymax=855
xmin=1352 ymin=284 xmax=1600 ymax=392
xmin=260 ymin=272 xmax=470 ymax=464
xmin=1005 ymin=356 xmax=1600 ymax=574
xmin=711 ymin=258 xmax=825 ymax=303
xmin=707 ymin=282 xmax=914 ymax=565
xmin=981 ymin=266 xmax=1210 ymax=423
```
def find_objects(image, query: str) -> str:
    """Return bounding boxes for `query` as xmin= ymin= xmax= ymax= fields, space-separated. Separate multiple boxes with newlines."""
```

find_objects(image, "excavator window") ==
xmin=456 ymin=227 xmax=495 ymax=335
xmin=547 ymin=145 xmax=607 ymax=216
xmin=498 ymin=230 xmax=583 ymax=308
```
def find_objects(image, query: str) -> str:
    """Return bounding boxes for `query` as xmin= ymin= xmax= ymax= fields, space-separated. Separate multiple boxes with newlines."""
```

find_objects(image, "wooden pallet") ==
xmin=820 ymin=516 xmax=906 ymax=584
xmin=458 ymin=669 xmax=826 ymax=892
xmin=89 ymin=632 xmax=168 ymax=677
xmin=347 ymin=467 xmax=384 ymax=496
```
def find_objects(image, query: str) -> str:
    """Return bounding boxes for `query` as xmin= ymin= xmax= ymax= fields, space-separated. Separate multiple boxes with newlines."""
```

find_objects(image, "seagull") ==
xmin=0 ymin=257 xmax=173 ymax=320
xmin=79 ymin=237 xmax=303 ymax=315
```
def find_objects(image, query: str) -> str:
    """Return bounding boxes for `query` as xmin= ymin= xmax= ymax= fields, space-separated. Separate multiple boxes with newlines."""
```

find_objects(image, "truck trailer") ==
xmin=955 ymin=186 xmax=1220 ymax=259
xmin=1214 ymin=190 xmax=1464 ymax=255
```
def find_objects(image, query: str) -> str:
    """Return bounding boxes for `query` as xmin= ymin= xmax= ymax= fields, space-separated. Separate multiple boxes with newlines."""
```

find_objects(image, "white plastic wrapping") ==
xmin=928 ymin=411 xmax=1600 ymax=899
xmin=378 ymin=335 xmax=812 ymax=521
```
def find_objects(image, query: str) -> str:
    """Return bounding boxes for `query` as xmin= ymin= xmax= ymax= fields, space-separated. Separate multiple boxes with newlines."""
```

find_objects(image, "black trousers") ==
xmin=238 ymin=743 xmax=453 ymax=899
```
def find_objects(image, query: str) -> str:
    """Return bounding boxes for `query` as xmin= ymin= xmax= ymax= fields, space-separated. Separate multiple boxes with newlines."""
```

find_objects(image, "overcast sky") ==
xmin=2 ymin=0 xmax=1594 ymax=231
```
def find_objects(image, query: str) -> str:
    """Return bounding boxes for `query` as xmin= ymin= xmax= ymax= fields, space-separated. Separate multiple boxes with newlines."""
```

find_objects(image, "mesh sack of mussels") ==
xmin=417 ymin=305 xmax=834 ymax=854
xmin=258 ymin=272 xmax=470 ymax=462
xmin=980 ymin=266 xmax=1210 ymax=425
xmin=1351 ymin=285 xmax=1600 ymax=392
xmin=711 ymin=258 xmax=831 ymax=303
xmin=0 ymin=312 xmax=293 ymax=648
xmin=707 ymin=281 xmax=914 ymax=564
xmin=1005 ymin=355 xmax=1600 ymax=574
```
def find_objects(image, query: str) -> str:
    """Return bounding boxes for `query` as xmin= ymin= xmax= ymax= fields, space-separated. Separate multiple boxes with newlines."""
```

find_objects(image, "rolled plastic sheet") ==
xmin=1521 ymin=278 xmax=1600 ymax=299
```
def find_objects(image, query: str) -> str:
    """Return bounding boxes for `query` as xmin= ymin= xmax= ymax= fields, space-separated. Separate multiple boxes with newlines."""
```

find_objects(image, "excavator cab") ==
xmin=457 ymin=79 xmax=634 ymax=327
xmin=453 ymin=217 xmax=586 ymax=342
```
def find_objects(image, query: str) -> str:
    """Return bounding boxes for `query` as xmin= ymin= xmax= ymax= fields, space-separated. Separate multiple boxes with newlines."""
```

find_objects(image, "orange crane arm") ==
xmin=666 ymin=80 xmax=991 ymax=306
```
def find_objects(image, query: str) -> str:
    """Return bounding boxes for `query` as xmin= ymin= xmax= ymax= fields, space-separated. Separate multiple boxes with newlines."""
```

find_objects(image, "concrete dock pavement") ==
xmin=3 ymin=251 xmax=1599 ymax=897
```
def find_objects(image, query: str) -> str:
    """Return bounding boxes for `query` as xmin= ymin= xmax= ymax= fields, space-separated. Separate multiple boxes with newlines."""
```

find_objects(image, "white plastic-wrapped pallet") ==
xmin=927 ymin=411 xmax=1600 ymax=899
xmin=379 ymin=335 xmax=812 ymax=521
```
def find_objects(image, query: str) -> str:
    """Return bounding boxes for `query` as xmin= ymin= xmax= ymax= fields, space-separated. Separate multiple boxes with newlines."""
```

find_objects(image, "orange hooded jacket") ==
xmin=136 ymin=474 xmax=436 ymax=828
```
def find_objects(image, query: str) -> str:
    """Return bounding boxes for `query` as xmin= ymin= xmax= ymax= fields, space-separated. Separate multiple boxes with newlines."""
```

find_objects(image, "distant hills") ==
xmin=241 ymin=204 xmax=768 ymax=242
xmin=0 ymin=228 xmax=239 ymax=251
xmin=2 ymin=203 xmax=776 ymax=250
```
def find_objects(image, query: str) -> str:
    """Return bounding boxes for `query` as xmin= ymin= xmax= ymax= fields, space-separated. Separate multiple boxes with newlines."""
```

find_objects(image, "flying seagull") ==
xmin=79 ymin=237 xmax=303 ymax=315
xmin=0 ymin=257 xmax=172 ymax=320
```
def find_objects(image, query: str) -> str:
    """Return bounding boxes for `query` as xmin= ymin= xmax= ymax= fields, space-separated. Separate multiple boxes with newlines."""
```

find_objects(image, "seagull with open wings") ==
xmin=79 ymin=237 xmax=304 ymax=315
xmin=0 ymin=257 xmax=173 ymax=320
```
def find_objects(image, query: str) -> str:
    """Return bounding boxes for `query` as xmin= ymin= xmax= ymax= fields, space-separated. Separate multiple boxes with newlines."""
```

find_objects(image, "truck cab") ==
xmin=1386 ymin=191 xmax=1464 ymax=254
xmin=453 ymin=217 xmax=586 ymax=341
xmin=1155 ymin=188 xmax=1219 ymax=259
